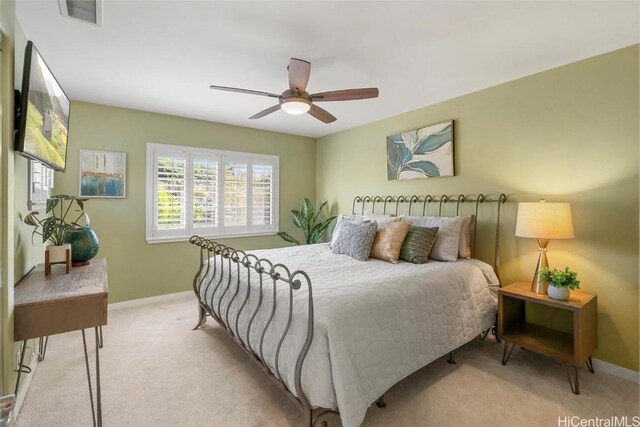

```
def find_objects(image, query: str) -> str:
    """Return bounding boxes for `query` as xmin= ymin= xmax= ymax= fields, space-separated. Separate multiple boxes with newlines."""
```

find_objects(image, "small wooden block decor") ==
xmin=386 ymin=120 xmax=454 ymax=180
xmin=45 ymin=247 xmax=71 ymax=276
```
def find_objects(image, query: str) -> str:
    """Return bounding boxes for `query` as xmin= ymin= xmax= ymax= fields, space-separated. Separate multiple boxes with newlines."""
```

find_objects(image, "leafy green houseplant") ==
xmin=539 ymin=267 xmax=580 ymax=301
xmin=24 ymin=195 xmax=90 ymax=263
xmin=277 ymin=198 xmax=336 ymax=245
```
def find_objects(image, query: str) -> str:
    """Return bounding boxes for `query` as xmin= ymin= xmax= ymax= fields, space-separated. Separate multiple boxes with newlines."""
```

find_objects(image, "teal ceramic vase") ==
xmin=64 ymin=226 xmax=100 ymax=265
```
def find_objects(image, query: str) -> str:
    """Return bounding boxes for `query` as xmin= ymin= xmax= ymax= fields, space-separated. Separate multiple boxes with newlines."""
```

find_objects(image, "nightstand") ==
xmin=498 ymin=282 xmax=597 ymax=394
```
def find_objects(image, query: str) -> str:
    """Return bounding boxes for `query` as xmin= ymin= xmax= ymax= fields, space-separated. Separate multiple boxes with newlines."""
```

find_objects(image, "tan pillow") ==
xmin=370 ymin=221 xmax=410 ymax=263
xmin=458 ymin=215 xmax=475 ymax=259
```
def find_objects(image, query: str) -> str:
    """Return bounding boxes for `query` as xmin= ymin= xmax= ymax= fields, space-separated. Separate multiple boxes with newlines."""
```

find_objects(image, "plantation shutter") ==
xmin=191 ymin=157 xmax=219 ymax=234
xmin=223 ymin=159 xmax=248 ymax=231
xmin=155 ymin=152 xmax=187 ymax=237
xmin=251 ymin=161 xmax=275 ymax=230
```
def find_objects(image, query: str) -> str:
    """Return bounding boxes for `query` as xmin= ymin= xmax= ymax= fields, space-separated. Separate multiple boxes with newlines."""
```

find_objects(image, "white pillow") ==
xmin=363 ymin=212 xmax=402 ymax=225
xmin=403 ymin=215 xmax=464 ymax=262
xmin=458 ymin=215 xmax=475 ymax=259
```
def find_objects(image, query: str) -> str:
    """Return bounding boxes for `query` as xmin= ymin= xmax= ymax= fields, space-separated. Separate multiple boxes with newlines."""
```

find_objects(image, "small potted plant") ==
xmin=539 ymin=267 xmax=580 ymax=301
xmin=24 ymin=195 xmax=89 ymax=267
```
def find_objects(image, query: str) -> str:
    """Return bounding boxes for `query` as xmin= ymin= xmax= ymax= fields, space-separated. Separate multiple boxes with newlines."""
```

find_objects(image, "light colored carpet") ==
xmin=15 ymin=291 xmax=639 ymax=427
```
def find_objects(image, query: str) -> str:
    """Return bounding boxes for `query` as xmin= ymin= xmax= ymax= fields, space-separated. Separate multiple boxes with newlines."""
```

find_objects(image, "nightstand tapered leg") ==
xmin=566 ymin=365 xmax=580 ymax=394
xmin=501 ymin=342 xmax=515 ymax=365
xmin=586 ymin=356 xmax=595 ymax=374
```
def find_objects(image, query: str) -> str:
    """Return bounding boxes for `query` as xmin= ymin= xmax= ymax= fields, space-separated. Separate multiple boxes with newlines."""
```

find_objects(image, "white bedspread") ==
xmin=199 ymin=243 xmax=498 ymax=427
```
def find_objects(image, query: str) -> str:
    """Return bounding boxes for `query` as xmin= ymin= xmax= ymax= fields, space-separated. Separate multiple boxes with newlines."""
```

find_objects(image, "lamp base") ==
xmin=531 ymin=238 xmax=549 ymax=294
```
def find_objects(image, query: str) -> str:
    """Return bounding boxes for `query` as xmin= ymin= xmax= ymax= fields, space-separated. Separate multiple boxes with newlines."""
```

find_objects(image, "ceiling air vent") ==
xmin=58 ymin=0 xmax=103 ymax=27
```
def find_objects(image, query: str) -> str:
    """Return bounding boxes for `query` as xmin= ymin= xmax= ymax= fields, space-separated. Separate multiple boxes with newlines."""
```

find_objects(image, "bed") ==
xmin=191 ymin=193 xmax=507 ymax=427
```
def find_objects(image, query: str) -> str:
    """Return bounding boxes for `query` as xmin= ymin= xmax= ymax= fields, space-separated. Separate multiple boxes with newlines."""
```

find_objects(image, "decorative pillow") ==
xmin=458 ymin=215 xmax=475 ymax=259
xmin=330 ymin=213 xmax=366 ymax=247
xmin=331 ymin=221 xmax=378 ymax=261
xmin=370 ymin=221 xmax=411 ymax=263
xmin=403 ymin=215 xmax=465 ymax=262
xmin=399 ymin=227 xmax=439 ymax=264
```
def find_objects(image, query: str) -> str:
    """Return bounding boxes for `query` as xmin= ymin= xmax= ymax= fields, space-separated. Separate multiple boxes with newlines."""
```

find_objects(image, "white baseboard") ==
xmin=108 ymin=290 xmax=192 ymax=310
xmin=592 ymin=358 xmax=639 ymax=384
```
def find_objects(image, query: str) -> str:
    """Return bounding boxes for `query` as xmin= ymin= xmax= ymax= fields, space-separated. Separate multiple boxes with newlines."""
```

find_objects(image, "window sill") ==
xmin=146 ymin=231 xmax=280 ymax=244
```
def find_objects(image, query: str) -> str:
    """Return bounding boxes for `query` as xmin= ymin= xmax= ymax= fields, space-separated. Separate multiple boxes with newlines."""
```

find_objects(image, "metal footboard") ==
xmin=190 ymin=236 xmax=323 ymax=425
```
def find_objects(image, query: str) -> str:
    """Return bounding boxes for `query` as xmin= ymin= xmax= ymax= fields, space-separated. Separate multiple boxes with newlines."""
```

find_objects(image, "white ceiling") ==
xmin=16 ymin=1 xmax=639 ymax=138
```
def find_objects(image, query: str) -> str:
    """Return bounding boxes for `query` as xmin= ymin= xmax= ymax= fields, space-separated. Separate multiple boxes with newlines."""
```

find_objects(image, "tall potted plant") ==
xmin=277 ymin=198 xmax=336 ymax=245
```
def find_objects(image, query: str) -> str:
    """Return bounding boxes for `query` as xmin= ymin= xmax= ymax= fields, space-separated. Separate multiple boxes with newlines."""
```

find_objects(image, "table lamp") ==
xmin=515 ymin=200 xmax=574 ymax=294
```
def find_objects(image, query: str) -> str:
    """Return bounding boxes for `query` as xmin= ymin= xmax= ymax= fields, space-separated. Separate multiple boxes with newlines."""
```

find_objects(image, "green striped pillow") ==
xmin=399 ymin=227 xmax=439 ymax=264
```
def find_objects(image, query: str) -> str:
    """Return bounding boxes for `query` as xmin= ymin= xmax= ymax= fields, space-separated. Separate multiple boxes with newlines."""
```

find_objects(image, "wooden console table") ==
xmin=14 ymin=258 xmax=108 ymax=427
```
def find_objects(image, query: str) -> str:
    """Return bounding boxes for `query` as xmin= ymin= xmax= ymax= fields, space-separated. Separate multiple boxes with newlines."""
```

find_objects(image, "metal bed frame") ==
xmin=191 ymin=193 xmax=507 ymax=426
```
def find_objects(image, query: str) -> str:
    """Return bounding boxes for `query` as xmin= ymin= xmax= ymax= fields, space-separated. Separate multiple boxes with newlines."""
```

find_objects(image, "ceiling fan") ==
xmin=209 ymin=58 xmax=379 ymax=124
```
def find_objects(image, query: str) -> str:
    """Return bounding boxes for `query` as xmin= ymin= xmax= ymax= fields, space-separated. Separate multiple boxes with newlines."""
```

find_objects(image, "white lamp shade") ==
xmin=515 ymin=201 xmax=574 ymax=239
xmin=281 ymin=99 xmax=311 ymax=115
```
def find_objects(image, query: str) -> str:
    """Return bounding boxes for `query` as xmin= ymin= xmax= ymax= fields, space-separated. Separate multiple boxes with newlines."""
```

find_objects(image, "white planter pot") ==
xmin=47 ymin=244 xmax=71 ymax=263
xmin=547 ymin=283 xmax=570 ymax=301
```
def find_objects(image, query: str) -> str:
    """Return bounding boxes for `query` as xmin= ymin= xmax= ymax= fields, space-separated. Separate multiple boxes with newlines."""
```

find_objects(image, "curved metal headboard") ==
xmin=352 ymin=193 xmax=508 ymax=283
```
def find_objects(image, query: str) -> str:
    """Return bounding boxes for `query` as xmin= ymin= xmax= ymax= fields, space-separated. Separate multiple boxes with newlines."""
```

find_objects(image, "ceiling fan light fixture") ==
xmin=281 ymin=98 xmax=311 ymax=115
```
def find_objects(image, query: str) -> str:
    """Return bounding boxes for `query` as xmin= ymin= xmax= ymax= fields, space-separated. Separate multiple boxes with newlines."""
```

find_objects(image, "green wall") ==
xmin=53 ymin=102 xmax=315 ymax=303
xmin=50 ymin=46 xmax=639 ymax=372
xmin=316 ymin=45 xmax=639 ymax=371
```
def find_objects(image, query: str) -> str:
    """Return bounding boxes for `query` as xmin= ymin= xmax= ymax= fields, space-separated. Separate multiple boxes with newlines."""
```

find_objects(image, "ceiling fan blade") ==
xmin=308 ymin=104 xmax=336 ymax=124
xmin=249 ymin=104 xmax=281 ymax=120
xmin=288 ymin=58 xmax=311 ymax=94
xmin=311 ymin=88 xmax=379 ymax=102
xmin=209 ymin=85 xmax=280 ymax=98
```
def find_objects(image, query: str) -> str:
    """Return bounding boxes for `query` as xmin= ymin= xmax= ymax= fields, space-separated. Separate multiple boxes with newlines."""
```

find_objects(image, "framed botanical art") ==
xmin=386 ymin=120 xmax=454 ymax=180
xmin=79 ymin=149 xmax=126 ymax=198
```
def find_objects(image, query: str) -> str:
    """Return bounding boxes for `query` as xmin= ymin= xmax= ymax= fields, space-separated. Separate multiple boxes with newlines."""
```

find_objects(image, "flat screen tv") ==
xmin=15 ymin=41 xmax=70 ymax=172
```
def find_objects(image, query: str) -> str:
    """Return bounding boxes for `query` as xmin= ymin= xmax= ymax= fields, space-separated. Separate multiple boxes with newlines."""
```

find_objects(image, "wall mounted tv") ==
xmin=15 ymin=41 xmax=70 ymax=172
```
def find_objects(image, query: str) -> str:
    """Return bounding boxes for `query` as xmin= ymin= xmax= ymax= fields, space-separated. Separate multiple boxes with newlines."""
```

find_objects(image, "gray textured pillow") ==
xmin=399 ymin=227 xmax=439 ymax=264
xmin=331 ymin=221 xmax=378 ymax=261
xmin=329 ymin=213 xmax=366 ymax=247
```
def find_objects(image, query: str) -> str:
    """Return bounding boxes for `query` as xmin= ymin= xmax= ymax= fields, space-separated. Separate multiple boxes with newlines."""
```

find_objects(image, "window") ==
xmin=146 ymin=143 xmax=278 ymax=243
xmin=28 ymin=160 xmax=55 ymax=210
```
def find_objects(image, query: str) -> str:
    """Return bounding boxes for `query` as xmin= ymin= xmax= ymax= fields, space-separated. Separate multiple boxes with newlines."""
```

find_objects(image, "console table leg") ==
xmin=95 ymin=327 xmax=102 ymax=427
xmin=98 ymin=326 xmax=104 ymax=349
xmin=82 ymin=330 xmax=97 ymax=427
xmin=38 ymin=337 xmax=49 ymax=362
xmin=14 ymin=340 xmax=28 ymax=395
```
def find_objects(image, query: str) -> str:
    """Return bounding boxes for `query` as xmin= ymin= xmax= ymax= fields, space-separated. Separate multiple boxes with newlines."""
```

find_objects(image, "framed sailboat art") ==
xmin=79 ymin=149 xmax=127 ymax=198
